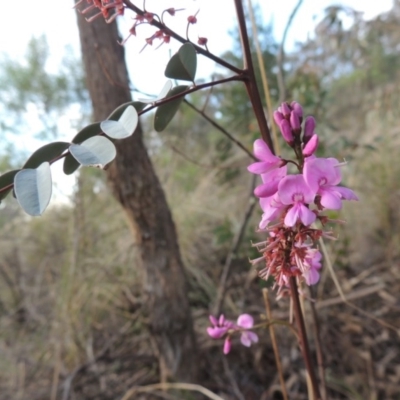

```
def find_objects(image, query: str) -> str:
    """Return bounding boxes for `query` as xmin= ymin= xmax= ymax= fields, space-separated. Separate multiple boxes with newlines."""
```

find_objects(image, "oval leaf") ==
xmin=108 ymin=101 xmax=147 ymax=120
xmin=72 ymin=122 xmax=101 ymax=144
xmin=0 ymin=169 xmax=20 ymax=201
xmin=154 ymin=85 xmax=188 ymax=132
xmin=63 ymin=154 xmax=80 ymax=175
xmin=100 ymin=106 xmax=138 ymax=139
xmin=69 ymin=136 xmax=116 ymax=167
xmin=165 ymin=43 xmax=197 ymax=82
xmin=14 ymin=162 xmax=52 ymax=216
xmin=23 ymin=142 xmax=70 ymax=169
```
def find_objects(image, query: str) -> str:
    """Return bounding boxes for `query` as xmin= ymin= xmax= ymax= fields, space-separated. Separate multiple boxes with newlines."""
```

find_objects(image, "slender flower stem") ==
xmin=289 ymin=277 xmax=321 ymax=400
xmin=233 ymin=0 xmax=274 ymax=152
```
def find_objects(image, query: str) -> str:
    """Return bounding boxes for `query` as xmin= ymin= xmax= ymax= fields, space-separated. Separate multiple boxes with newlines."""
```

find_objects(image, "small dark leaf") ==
xmin=0 ymin=169 xmax=20 ymax=201
xmin=108 ymin=101 xmax=146 ymax=120
xmin=165 ymin=43 xmax=197 ymax=82
xmin=72 ymin=122 xmax=101 ymax=144
xmin=154 ymin=85 xmax=188 ymax=132
xmin=23 ymin=142 xmax=70 ymax=169
xmin=14 ymin=162 xmax=52 ymax=216
xmin=63 ymin=154 xmax=80 ymax=175
xmin=69 ymin=136 xmax=116 ymax=167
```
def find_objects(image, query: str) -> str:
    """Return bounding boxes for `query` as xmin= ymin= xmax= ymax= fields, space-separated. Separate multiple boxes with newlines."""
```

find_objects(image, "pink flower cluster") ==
xmin=248 ymin=102 xmax=358 ymax=290
xmin=207 ymin=314 xmax=258 ymax=354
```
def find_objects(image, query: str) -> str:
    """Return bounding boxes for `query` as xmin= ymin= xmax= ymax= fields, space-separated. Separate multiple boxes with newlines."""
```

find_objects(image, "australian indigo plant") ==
xmin=0 ymin=1 xmax=359 ymax=398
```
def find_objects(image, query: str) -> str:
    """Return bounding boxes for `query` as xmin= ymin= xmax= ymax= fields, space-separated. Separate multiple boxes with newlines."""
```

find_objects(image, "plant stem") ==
xmin=289 ymin=277 xmax=321 ymax=400
xmin=233 ymin=0 xmax=274 ymax=152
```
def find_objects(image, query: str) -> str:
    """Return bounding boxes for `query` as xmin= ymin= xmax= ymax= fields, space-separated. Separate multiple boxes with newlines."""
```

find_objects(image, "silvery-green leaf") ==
xmin=69 ymin=136 xmax=116 ymax=167
xmin=100 ymin=105 xmax=138 ymax=139
xmin=14 ymin=162 xmax=52 ymax=216
xmin=138 ymin=80 xmax=173 ymax=103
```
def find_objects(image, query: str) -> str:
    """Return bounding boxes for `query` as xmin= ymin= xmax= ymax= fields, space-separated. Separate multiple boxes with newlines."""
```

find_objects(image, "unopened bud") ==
xmin=290 ymin=112 xmax=301 ymax=134
xmin=273 ymin=111 xmax=284 ymax=126
xmin=302 ymin=134 xmax=319 ymax=157
xmin=291 ymin=101 xmax=303 ymax=119
xmin=166 ymin=7 xmax=175 ymax=16
xmin=280 ymin=102 xmax=291 ymax=117
xmin=223 ymin=337 xmax=232 ymax=354
xmin=280 ymin=119 xmax=294 ymax=144
xmin=303 ymin=116 xmax=316 ymax=144
xmin=198 ymin=37 xmax=208 ymax=46
xmin=188 ymin=15 xmax=197 ymax=24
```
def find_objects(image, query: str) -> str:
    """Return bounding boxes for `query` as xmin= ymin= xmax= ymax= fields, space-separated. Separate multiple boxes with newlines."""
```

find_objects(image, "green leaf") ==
xmin=72 ymin=122 xmax=101 ymax=144
xmin=101 ymin=106 xmax=138 ymax=139
xmin=63 ymin=122 xmax=102 ymax=175
xmin=108 ymin=101 xmax=146 ymax=120
xmin=14 ymin=162 xmax=52 ymax=216
xmin=0 ymin=169 xmax=20 ymax=201
xmin=63 ymin=154 xmax=80 ymax=175
xmin=23 ymin=142 xmax=70 ymax=169
xmin=165 ymin=43 xmax=197 ymax=82
xmin=69 ymin=136 xmax=116 ymax=167
xmin=154 ymin=85 xmax=188 ymax=132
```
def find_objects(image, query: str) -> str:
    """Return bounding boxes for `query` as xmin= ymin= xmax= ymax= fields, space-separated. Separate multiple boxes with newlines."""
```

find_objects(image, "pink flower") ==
xmin=303 ymin=248 xmax=322 ymax=285
xmin=207 ymin=314 xmax=258 ymax=354
xmin=254 ymin=166 xmax=287 ymax=198
xmin=278 ymin=175 xmax=317 ymax=227
xmin=259 ymin=194 xmax=286 ymax=229
xmin=207 ymin=315 xmax=234 ymax=339
xmin=247 ymin=139 xmax=285 ymax=174
xmin=304 ymin=158 xmax=358 ymax=210
xmin=237 ymin=314 xmax=259 ymax=347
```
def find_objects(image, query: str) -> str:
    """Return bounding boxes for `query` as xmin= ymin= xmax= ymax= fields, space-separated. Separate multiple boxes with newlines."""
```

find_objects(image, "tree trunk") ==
xmin=75 ymin=9 xmax=198 ymax=382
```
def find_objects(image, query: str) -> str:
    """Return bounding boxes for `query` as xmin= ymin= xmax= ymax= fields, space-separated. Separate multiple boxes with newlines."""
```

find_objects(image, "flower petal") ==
xmin=223 ymin=337 xmax=232 ymax=354
xmin=207 ymin=327 xmax=228 ymax=339
xmin=320 ymin=189 xmax=342 ymax=210
xmin=237 ymin=314 xmax=254 ymax=329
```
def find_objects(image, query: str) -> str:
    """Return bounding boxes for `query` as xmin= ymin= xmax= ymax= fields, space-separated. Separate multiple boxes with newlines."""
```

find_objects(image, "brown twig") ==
xmin=277 ymin=0 xmax=304 ymax=104
xmin=262 ymin=289 xmax=289 ymax=400
xmin=184 ymin=100 xmax=256 ymax=161
xmin=212 ymin=174 xmax=257 ymax=316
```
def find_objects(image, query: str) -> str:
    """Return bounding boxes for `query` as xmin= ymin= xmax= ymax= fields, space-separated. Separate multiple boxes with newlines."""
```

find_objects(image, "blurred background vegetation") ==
xmin=0 ymin=2 xmax=400 ymax=399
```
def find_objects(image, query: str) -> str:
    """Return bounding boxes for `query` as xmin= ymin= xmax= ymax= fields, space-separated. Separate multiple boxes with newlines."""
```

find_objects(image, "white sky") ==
xmin=0 ymin=0 xmax=394 ymax=200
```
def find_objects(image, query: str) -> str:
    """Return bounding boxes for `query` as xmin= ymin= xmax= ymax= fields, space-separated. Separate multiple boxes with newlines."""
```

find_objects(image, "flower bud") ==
xmin=280 ymin=119 xmax=294 ymax=144
xmin=187 ymin=15 xmax=197 ymax=24
xmin=291 ymin=101 xmax=303 ymax=119
xmin=198 ymin=37 xmax=208 ymax=46
xmin=223 ymin=337 xmax=232 ymax=354
xmin=303 ymin=116 xmax=315 ymax=144
xmin=273 ymin=111 xmax=284 ymax=126
xmin=302 ymin=134 xmax=319 ymax=157
xmin=290 ymin=111 xmax=301 ymax=134
xmin=280 ymin=102 xmax=291 ymax=117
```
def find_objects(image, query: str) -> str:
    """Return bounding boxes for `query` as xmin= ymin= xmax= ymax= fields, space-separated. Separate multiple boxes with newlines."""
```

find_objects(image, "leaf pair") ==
xmin=10 ymin=106 xmax=139 ymax=216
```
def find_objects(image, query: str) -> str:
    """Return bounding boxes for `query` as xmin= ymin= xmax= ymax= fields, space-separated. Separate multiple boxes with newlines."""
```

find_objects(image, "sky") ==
xmin=0 ymin=0 xmax=394 ymax=200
